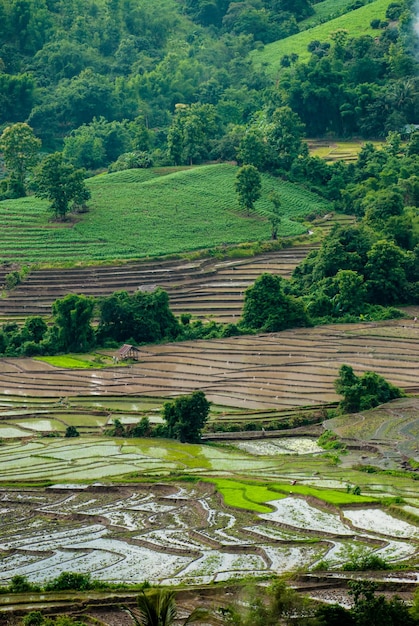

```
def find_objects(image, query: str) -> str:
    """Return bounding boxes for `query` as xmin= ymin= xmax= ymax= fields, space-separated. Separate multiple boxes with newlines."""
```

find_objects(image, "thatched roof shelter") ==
xmin=115 ymin=344 xmax=141 ymax=362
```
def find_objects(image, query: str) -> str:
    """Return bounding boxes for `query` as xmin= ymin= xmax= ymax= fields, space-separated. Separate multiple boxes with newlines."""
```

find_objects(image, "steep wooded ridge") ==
xmin=0 ymin=0 xmax=417 ymax=160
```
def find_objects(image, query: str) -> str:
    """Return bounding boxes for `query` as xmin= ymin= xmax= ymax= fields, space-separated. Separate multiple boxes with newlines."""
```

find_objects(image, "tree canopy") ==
xmin=33 ymin=152 xmax=91 ymax=219
xmin=163 ymin=390 xmax=211 ymax=443
xmin=0 ymin=123 xmax=41 ymax=196
xmin=242 ymin=273 xmax=310 ymax=332
xmin=334 ymin=364 xmax=404 ymax=413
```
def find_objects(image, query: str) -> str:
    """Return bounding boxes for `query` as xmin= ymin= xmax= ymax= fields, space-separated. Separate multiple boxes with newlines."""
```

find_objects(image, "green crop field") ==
xmin=251 ymin=0 xmax=391 ymax=72
xmin=205 ymin=478 xmax=377 ymax=512
xmin=300 ymin=0 xmax=361 ymax=29
xmin=0 ymin=164 xmax=330 ymax=264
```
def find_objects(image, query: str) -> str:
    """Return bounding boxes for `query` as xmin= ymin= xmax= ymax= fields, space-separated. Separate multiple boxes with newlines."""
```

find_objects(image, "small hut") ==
xmin=115 ymin=344 xmax=141 ymax=362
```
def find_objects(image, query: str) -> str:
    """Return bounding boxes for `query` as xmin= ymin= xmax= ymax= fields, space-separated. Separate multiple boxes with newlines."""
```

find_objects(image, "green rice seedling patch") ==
xmin=251 ymin=0 xmax=390 ymax=71
xmin=35 ymin=356 xmax=100 ymax=369
xmin=52 ymin=414 xmax=109 ymax=427
xmin=205 ymin=478 xmax=285 ymax=512
xmin=270 ymin=483 xmax=377 ymax=505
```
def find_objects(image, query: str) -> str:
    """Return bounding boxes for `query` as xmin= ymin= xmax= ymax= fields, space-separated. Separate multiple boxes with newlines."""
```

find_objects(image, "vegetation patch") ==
xmin=0 ymin=164 xmax=328 ymax=263
xmin=251 ymin=0 xmax=391 ymax=70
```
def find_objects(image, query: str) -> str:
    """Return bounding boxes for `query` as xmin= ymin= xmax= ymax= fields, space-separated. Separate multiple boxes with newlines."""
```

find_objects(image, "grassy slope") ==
xmin=300 ymin=0 xmax=357 ymax=29
xmin=251 ymin=0 xmax=391 ymax=72
xmin=0 ymin=164 xmax=331 ymax=263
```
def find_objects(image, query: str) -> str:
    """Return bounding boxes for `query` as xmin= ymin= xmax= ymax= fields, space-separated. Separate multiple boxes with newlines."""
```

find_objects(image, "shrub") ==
xmin=9 ymin=575 xmax=39 ymax=593
xmin=342 ymin=549 xmax=391 ymax=571
xmin=4 ymin=270 xmax=21 ymax=290
xmin=45 ymin=572 xmax=92 ymax=591
xmin=65 ymin=426 xmax=80 ymax=438
xmin=318 ymin=430 xmax=346 ymax=450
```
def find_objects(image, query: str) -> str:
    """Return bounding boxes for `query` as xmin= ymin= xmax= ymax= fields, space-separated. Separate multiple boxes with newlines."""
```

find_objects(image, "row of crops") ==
xmin=0 ymin=164 xmax=331 ymax=263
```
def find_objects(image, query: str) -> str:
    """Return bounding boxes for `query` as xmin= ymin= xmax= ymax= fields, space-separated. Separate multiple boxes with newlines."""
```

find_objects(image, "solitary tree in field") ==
xmin=0 ymin=123 xmax=41 ymax=197
xmin=33 ymin=152 xmax=90 ymax=220
xmin=235 ymin=164 xmax=262 ymax=215
xmin=163 ymin=390 xmax=210 ymax=443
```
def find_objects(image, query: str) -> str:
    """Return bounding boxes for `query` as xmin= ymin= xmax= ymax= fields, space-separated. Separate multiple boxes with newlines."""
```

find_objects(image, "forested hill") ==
xmin=0 ymin=0 xmax=418 ymax=169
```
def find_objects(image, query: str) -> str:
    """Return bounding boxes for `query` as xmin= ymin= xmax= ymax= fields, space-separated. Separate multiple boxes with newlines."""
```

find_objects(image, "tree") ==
xmin=364 ymin=239 xmax=409 ymax=304
xmin=52 ymin=294 xmax=95 ymax=353
xmin=65 ymin=426 xmax=79 ymax=438
xmin=163 ymin=390 xmax=210 ymax=443
xmin=265 ymin=106 xmax=306 ymax=172
xmin=241 ymin=273 xmax=309 ymax=332
xmin=33 ymin=152 xmax=91 ymax=220
xmin=333 ymin=270 xmax=367 ymax=314
xmin=348 ymin=580 xmax=417 ymax=626
xmin=235 ymin=165 xmax=262 ymax=215
xmin=97 ymin=289 xmax=180 ymax=345
xmin=125 ymin=588 xmax=209 ymax=626
xmin=268 ymin=191 xmax=281 ymax=240
xmin=0 ymin=123 xmax=41 ymax=197
xmin=167 ymin=103 xmax=220 ymax=165
xmin=334 ymin=364 xmax=404 ymax=413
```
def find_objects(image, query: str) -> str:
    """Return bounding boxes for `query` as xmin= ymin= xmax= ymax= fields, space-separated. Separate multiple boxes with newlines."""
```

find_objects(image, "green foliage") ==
xmin=167 ymin=103 xmax=220 ymax=165
xmin=52 ymin=293 xmax=95 ymax=353
xmin=109 ymin=151 xmax=153 ymax=172
xmin=318 ymin=430 xmax=346 ymax=450
xmin=235 ymin=165 xmax=262 ymax=214
xmin=9 ymin=574 xmax=40 ymax=593
xmin=348 ymin=580 xmax=417 ymax=626
xmin=342 ymin=547 xmax=391 ymax=571
xmin=44 ymin=571 xmax=92 ymax=592
xmin=334 ymin=364 xmax=404 ymax=413
xmin=125 ymin=588 xmax=210 ymax=626
xmin=241 ymin=273 xmax=310 ymax=332
xmin=163 ymin=390 xmax=210 ymax=443
xmin=65 ymin=425 xmax=79 ymax=438
xmin=225 ymin=578 xmax=318 ymax=626
xmin=0 ymin=123 xmax=41 ymax=197
xmin=33 ymin=152 xmax=91 ymax=220
xmin=97 ymin=289 xmax=180 ymax=345
xmin=4 ymin=270 xmax=22 ymax=290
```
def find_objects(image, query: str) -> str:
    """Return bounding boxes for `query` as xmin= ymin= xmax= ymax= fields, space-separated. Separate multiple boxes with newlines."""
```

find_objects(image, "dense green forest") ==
xmin=0 ymin=0 xmax=419 ymax=325
xmin=0 ymin=0 xmax=418 ymax=166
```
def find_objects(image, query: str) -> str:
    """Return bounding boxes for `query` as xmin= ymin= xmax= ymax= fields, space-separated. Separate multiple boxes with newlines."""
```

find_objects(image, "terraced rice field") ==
xmin=0 ymin=476 xmax=418 ymax=587
xmin=0 ymin=246 xmax=315 ymax=323
xmin=0 ymin=320 xmax=416 ymax=410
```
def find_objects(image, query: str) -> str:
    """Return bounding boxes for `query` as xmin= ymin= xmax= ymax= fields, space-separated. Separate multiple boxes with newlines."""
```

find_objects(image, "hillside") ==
xmin=251 ymin=0 xmax=392 ymax=71
xmin=0 ymin=164 xmax=331 ymax=263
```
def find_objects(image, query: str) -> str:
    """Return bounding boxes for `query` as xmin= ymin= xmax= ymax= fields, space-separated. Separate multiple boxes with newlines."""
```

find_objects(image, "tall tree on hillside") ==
xmin=235 ymin=164 xmax=262 ymax=215
xmin=33 ymin=152 xmax=91 ymax=220
xmin=0 ymin=123 xmax=41 ymax=197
